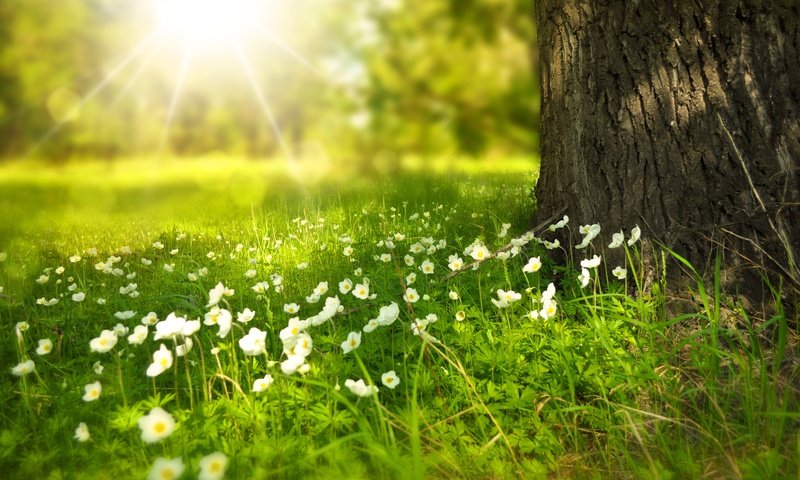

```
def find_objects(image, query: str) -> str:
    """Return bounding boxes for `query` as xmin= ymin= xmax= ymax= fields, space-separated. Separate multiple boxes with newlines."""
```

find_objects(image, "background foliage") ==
xmin=0 ymin=0 xmax=536 ymax=161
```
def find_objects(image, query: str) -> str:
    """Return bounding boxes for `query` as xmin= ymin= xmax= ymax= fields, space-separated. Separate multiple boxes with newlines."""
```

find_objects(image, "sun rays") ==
xmin=31 ymin=1 xmax=323 ymax=162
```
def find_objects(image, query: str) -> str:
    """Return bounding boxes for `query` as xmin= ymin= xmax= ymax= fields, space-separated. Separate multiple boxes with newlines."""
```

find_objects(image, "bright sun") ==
xmin=151 ymin=0 xmax=265 ymax=47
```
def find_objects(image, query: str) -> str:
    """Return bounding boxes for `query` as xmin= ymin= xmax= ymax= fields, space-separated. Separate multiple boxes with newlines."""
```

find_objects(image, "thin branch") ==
xmin=716 ymin=112 xmax=798 ymax=284
xmin=443 ymin=206 xmax=568 ymax=281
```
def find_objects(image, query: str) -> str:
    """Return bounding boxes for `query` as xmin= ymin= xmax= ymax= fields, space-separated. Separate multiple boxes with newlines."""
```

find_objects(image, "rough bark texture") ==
xmin=534 ymin=0 xmax=800 ymax=285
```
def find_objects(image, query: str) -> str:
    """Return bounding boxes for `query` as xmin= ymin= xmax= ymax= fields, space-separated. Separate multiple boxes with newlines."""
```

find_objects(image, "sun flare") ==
xmin=151 ymin=0 xmax=265 ymax=47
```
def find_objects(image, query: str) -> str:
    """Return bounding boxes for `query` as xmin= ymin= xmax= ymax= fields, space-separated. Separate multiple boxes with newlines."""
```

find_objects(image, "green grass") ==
xmin=0 ymin=157 xmax=797 ymax=479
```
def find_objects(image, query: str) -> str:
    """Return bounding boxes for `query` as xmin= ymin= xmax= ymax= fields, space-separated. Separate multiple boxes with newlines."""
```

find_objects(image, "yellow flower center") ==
xmin=154 ymin=422 xmax=166 ymax=434
xmin=210 ymin=462 xmax=221 ymax=473
xmin=160 ymin=468 xmax=175 ymax=480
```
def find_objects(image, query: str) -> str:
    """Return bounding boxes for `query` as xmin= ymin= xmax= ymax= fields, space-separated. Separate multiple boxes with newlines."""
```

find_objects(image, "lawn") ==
xmin=0 ymin=157 xmax=796 ymax=479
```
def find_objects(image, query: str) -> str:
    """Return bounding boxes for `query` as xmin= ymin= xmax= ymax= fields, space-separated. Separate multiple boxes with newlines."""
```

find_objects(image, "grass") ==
xmin=0 ymin=156 xmax=797 ymax=479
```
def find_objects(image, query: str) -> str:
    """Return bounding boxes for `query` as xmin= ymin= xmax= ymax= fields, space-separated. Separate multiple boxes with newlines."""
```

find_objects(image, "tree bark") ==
xmin=534 ymin=0 xmax=800 ymax=286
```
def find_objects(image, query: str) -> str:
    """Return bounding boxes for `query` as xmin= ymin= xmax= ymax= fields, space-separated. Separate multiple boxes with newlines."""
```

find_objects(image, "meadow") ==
xmin=0 ymin=157 xmax=796 ymax=479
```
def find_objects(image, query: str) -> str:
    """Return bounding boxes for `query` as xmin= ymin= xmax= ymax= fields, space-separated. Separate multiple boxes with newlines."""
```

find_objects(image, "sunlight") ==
xmin=151 ymin=0 xmax=265 ymax=48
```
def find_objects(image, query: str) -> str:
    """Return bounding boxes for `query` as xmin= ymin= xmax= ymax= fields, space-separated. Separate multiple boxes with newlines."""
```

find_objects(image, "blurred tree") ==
xmin=0 ymin=0 xmax=539 ymax=162
xmin=534 ymin=0 xmax=800 ymax=286
xmin=346 ymin=0 xmax=538 ymax=161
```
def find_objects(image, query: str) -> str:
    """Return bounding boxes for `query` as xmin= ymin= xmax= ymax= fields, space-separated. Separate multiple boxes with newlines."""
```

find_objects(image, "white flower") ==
xmin=500 ymin=289 xmax=522 ymax=303
xmin=578 ymin=268 xmax=591 ymax=288
xmin=154 ymin=312 xmax=187 ymax=340
xmin=612 ymin=266 xmax=627 ymax=280
xmin=146 ymin=344 xmax=174 ymax=377
xmin=280 ymin=355 xmax=306 ymax=375
xmin=376 ymin=302 xmax=400 ymax=326
xmin=491 ymin=297 xmax=509 ymax=308
xmin=162 ymin=263 xmax=174 ymax=273
xmin=176 ymin=337 xmax=194 ymax=357
xmin=523 ymin=256 xmax=542 ymax=273
xmin=74 ymin=422 xmax=90 ymax=442
xmin=36 ymin=274 xmax=49 ymax=285
xmin=36 ymin=338 xmax=53 ymax=355
xmin=542 ymin=283 xmax=556 ymax=301
xmin=449 ymin=291 xmax=459 ymax=300
xmin=89 ymin=330 xmax=118 ymax=353
xmin=338 ymin=278 xmax=353 ymax=294
xmin=279 ymin=317 xmax=309 ymax=342
xmin=141 ymin=312 xmax=159 ymax=325
xmin=405 ymin=272 xmax=417 ymax=285
xmin=305 ymin=293 xmax=320 ymax=304
xmin=199 ymin=452 xmax=228 ymax=480
xmin=320 ymin=296 xmax=341 ymax=319
xmin=147 ymin=457 xmax=184 ymax=480
xmin=363 ymin=318 xmax=380 ymax=333
xmin=381 ymin=370 xmax=400 ymax=389
xmin=93 ymin=361 xmax=104 ymax=374
xmin=379 ymin=253 xmax=391 ymax=263
xmin=71 ymin=292 xmax=85 ymax=302
xmin=344 ymin=378 xmax=378 ymax=397
xmin=341 ymin=331 xmax=362 ymax=354
xmin=343 ymin=245 xmax=354 ymax=256
xmin=251 ymin=281 xmax=270 ymax=294
xmin=575 ymin=224 xmax=601 ymax=249
xmin=403 ymin=288 xmax=419 ymax=303
xmin=239 ymin=327 xmax=267 ymax=356
xmin=580 ymin=255 xmax=602 ymax=269
xmin=11 ymin=359 xmax=35 ymax=376
xmin=539 ymin=298 xmax=558 ymax=320
xmin=608 ymin=231 xmax=625 ymax=249
xmin=82 ymin=381 xmax=102 ymax=402
xmin=296 ymin=262 xmax=308 ymax=270
xmin=113 ymin=323 xmax=129 ymax=337
xmin=548 ymin=215 xmax=569 ymax=231
xmin=628 ymin=225 xmax=641 ymax=246
xmin=314 ymin=281 xmax=329 ymax=296
xmin=469 ymin=245 xmax=490 ymax=261
xmin=252 ymin=375 xmax=274 ymax=393
xmin=127 ymin=325 xmax=149 ymax=345
xmin=237 ymin=308 xmax=256 ymax=323
xmin=419 ymin=259 xmax=435 ymax=275
xmin=207 ymin=282 xmax=226 ymax=308
xmin=114 ymin=310 xmax=136 ymax=320
xmin=492 ymin=289 xmax=521 ymax=308
xmin=286 ymin=332 xmax=313 ymax=358
xmin=204 ymin=307 xmax=232 ymax=338
xmin=138 ymin=407 xmax=176 ymax=443
xmin=455 ymin=310 xmax=466 ymax=322
xmin=404 ymin=255 xmax=415 ymax=266
xmin=352 ymin=283 xmax=369 ymax=300
xmin=447 ymin=255 xmax=464 ymax=271
xmin=245 ymin=269 xmax=257 ymax=279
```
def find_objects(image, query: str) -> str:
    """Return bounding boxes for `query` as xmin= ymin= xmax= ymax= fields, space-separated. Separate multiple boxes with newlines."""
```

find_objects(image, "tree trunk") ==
xmin=534 ymin=0 xmax=800 ymax=287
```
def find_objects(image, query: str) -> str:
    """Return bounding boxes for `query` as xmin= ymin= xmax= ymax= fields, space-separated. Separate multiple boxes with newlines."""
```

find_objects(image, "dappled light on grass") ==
xmin=0 ymin=157 xmax=796 ymax=478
